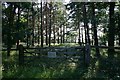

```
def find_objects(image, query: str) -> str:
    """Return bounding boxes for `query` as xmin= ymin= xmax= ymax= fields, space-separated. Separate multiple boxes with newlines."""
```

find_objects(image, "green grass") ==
xmin=2 ymin=55 xmax=85 ymax=78
xmin=2 ymin=44 xmax=120 ymax=79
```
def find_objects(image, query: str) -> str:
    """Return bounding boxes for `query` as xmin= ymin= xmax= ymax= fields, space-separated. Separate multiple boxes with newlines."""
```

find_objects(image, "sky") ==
xmin=38 ymin=0 xmax=70 ymax=3
xmin=64 ymin=0 xmax=70 ymax=4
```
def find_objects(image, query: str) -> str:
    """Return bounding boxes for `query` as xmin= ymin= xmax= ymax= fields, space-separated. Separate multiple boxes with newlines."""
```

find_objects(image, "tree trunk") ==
xmin=27 ymin=8 xmax=29 ymax=47
xmin=91 ymin=35 xmax=94 ymax=46
xmin=60 ymin=26 xmax=63 ymax=43
xmin=81 ymin=28 xmax=84 ymax=46
xmin=7 ymin=3 xmax=16 ymax=57
xmin=83 ymin=3 xmax=91 ymax=66
xmin=16 ymin=3 xmax=20 ymax=49
xmin=83 ymin=3 xmax=90 ymax=45
xmin=45 ymin=2 xmax=48 ymax=45
xmin=86 ymin=25 xmax=90 ymax=45
xmin=63 ymin=26 xmax=65 ymax=43
xmin=32 ymin=3 xmax=35 ymax=46
xmin=91 ymin=3 xmax=100 ymax=57
xmin=53 ymin=25 xmax=56 ymax=44
xmin=37 ymin=6 xmax=40 ymax=45
xmin=41 ymin=1 xmax=43 ymax=47
xmin=108 ymin=2 xmax=115 ymax=58
xmin=57 ymin=28 xmax=60 ymax=44
xmin=65 ymin=26 xmax=67 ymax=43
xmin=78 ymin=21 xmax=81 ymax=45
xmin=49 ymin=3 xmax=52 ymax=47
xmin=118 ymin=14 xmax=120 ymax=46
xmin=53 ymin=9 xmax=56 ymax=44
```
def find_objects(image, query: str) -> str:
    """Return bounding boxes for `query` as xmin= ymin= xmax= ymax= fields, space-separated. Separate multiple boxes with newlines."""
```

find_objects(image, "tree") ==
xmin=6 ymin=3 xmax=16 ymax=57
xmin=41 ymin=1 xmax=43 ymax=47
xmin=26 ymin=8 xmax=29 ymax=47
xmin=83 ymin=3 xmax=90 ymax=45
xmin=48 ymin=2 xmax=52 ymax=47
xmin=32 ymin=2 xmax=35 ymax=46
xmin=91 ymin=3 xmax=100 ymax=57
xmin=45 ymin=2 xmax=48 ymax=45
xmin=37 ymin=5 xmax=40 ymax=45
xmin=2 ymin=2 xmax=33 ymax=54
xmin=108 ymin=2 xmax=115 ymax=58
xmin=16 ymin=3 xmax=21 ymax=49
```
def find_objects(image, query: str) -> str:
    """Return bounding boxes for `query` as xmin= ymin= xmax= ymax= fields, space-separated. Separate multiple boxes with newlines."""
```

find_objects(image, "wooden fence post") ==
xmin=83 ymin=47 xmax=86 ymax=65
xmin=85 ymin=44 xmax=91 ymax=66
xmin=18 ymin=45 xmax=24 ymax=66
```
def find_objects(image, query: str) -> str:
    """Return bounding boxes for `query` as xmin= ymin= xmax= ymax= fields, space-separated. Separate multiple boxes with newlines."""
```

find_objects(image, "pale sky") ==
xmin=64 ymin=0 xmax=70 ymax=3
xmin=38 ymin=0 xmax=70 ymax=3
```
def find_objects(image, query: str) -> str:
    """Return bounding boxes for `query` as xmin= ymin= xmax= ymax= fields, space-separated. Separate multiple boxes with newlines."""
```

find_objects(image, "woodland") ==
xmin=2 ymin=1 xmax=120 ymax=79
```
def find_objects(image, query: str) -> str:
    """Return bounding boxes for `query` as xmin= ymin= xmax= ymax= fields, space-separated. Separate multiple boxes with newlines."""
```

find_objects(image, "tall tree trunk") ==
xmin=7 ymin=3 xmax=16 ymax=57
xmin=83 ymin=3 xmax=87 ymax=43
xmin=92 ymin=3 xmax=100 ymax=57
xmin=41 ymin=1 xmax=43 ymax=47
xmin=32 ymin=3 xmax=35 ymax=46
xmin=49 ymin=3 xmax=52 ymax=47
xmin=60 ymin=26 xmax=63 ymax=43
xmin=57 ymin=28 xmax=60 ymax=44
xmin=77 ymin=9 xmax=81 ymax=45
xmin=65 ymin=26 xmax=67 ymax=43
xmin=53 ymin=9 xmax=56 ymax=44
xmin=83 ymin=3 xmax=91 ymax=66
xmin=53 ymin=25 xmax=56 ymax=44
xmin=27 ymin=8 xmax=29 ymax=47
xmin=16 ymin=3 xmax=20 ymax=49
xmin=63 ymin=26 xmax=65 ymax=43
xmin=83 ymin=3 xmax=90 ymax=45
xmin=108 ymin=2 xmax=115 ymax=58
xmin=37 ymin=6 xmax=40 ymax=45
xmin=86 ymin=25 xmax=90 ymax=45
xmin=81 ymin=28 xmax=84 ymax=46
xmin=78 ymin=21 xmax=81 ymax=45
xmin=7 ymin=4 xmax=12 ymax=57
xmin=45 ymin=2 xmax=48 ymax=45
xmin=118 ymin=14 xmax=120 ymax=46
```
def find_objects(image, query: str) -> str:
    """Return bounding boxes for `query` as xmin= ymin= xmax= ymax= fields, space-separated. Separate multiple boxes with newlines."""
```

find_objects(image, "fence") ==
xmin=18 ymin=45 xmax=86 ymax=66
xmin=3 ymin=45 xmax=120 ymax=66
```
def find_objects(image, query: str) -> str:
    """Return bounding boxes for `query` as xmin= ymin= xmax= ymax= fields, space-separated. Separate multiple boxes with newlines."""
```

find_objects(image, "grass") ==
xmin=2 ymin=43 xmax=120 ymax=79
xmin=2 ymin=56 xmax=85 ymax=78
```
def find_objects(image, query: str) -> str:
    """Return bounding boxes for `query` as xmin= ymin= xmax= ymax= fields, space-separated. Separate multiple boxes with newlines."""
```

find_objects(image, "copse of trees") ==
xmin=66 ymin=2 xmax=120 ymax=58
xmin=2 ymin=2 xmax=68 ymax=56
xmin=2 ymin=1 xmax=120 ymax=58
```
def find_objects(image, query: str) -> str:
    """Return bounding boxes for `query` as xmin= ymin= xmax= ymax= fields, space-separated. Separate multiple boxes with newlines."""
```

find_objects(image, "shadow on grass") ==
xmin=2 ymin=49 xmax=120 ymax=79
xmin=2 ymin=50 xmax=89 ymax=79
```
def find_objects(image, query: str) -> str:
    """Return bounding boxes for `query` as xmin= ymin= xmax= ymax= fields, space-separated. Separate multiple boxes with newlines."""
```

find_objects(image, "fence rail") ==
xmin=91 ymin=46 xmax=120 ymax=49
xmin=2 ymin=46 xmax=120 ymax=51
xmin=2 ymin=48 xmax=17 ymax=51
xmin=2 ymin=45 xmax=120 ymax=66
